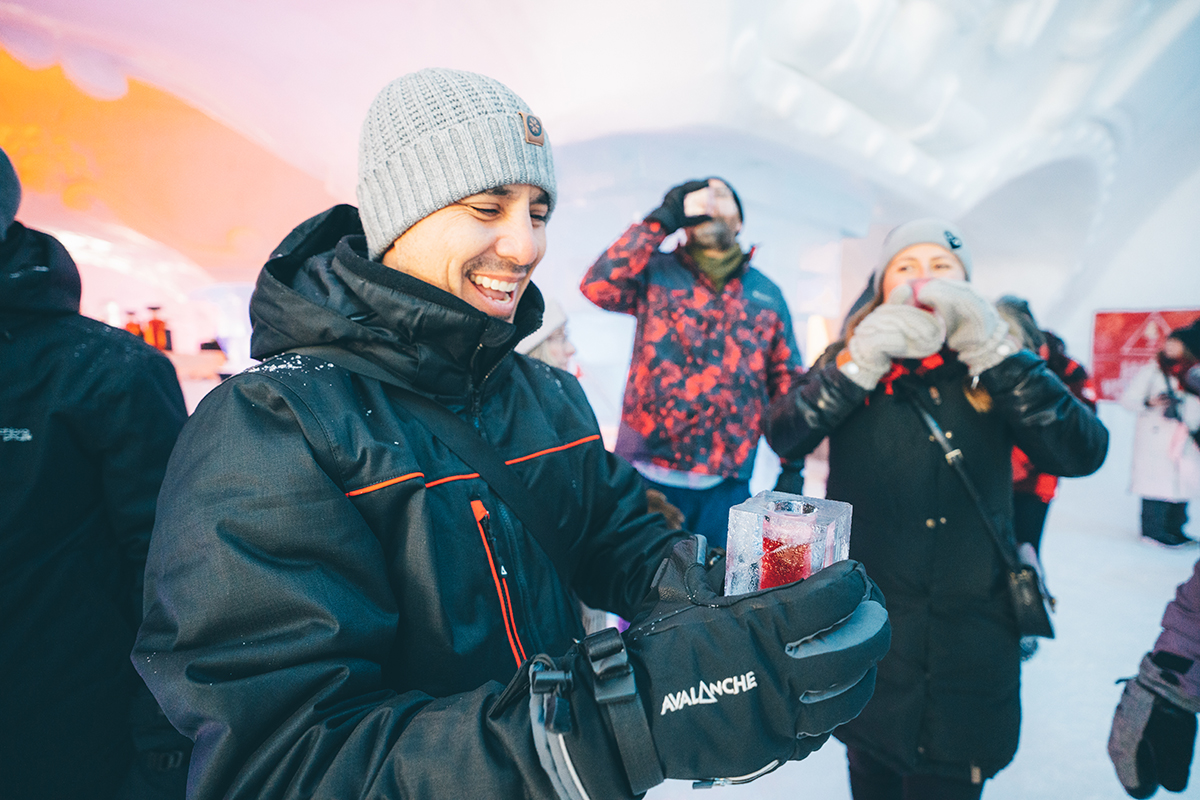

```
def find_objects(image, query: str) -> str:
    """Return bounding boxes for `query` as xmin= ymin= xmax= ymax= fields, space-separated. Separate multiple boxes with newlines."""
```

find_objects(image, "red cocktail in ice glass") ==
xmin=759 ymin=500 xmax=817 ymax=589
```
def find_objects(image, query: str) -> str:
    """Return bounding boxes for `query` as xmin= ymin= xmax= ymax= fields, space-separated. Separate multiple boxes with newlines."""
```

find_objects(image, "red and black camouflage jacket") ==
xmin=581 ymin=220 xmax=804 ymax=481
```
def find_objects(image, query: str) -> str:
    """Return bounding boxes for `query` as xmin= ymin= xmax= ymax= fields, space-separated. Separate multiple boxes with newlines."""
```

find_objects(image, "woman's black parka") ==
xmin=765 ymin=343 xmax=1108 ymax=781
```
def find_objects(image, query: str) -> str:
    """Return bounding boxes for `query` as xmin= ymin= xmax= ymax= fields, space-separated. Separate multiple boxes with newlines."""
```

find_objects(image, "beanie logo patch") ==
xmin=519 ymin=112 xmax=545 ymax=146
xmin=944 ymin=231 xmax=962 ymax=249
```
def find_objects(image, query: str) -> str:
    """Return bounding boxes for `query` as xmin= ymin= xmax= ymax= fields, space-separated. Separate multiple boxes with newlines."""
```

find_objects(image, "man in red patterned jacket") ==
xmin=581 ymin=178 xmax=804 ymax=548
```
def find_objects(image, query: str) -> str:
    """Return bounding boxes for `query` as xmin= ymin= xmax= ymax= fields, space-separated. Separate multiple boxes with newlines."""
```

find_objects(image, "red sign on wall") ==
xmin=1092 ymin=309 xmax=1200 ymax=401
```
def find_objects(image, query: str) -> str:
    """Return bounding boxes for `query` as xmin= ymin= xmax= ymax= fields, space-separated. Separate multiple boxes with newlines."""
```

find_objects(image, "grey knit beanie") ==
xmin=873 ymin=218 xmax=972 ymax=292
xmin=357 ymin=68 xmax=557 ymax=261
xmin=0 ymin=147 xmax=20 ymax=241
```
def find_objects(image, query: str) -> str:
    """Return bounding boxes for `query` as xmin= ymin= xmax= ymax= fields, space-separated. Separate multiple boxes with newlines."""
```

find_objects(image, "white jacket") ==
xmin=1120 ymin=361 xmax=1200 ymax=501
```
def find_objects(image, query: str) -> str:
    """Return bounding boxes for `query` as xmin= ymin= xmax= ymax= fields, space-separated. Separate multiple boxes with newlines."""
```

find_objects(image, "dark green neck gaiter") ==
xmin=686 ymin=244 xmax=745 ymax=292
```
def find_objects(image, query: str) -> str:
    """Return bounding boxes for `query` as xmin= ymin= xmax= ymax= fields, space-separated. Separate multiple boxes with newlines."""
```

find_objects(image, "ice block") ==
xmin=724 ymin=491 xmax=852 ymax=595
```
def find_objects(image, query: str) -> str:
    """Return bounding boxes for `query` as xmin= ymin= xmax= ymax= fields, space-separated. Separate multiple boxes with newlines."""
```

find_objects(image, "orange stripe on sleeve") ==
xmin=426 ymin=472 xmax=481 ymax=488
xmin=345 ymin=433 xmax=600 ymax=497
xmin=504 ymin=434 xmax=601 ymax=465
xmin=346 ymin=471 xmax=425 ymax=497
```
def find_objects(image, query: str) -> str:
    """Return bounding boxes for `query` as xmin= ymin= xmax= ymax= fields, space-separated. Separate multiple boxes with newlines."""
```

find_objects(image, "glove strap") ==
xmin=581 ymin=628 xmax=665 ymax=794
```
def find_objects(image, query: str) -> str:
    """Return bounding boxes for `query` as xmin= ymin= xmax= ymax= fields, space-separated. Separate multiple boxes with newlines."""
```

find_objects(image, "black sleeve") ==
xmin=89 ymin=345 xmax=186 ymax=622
xmin=980 ymin=350 xmax=1109 ymax=477
xmin=764 ymin=343 xmax=869 ymax=462
xmin=557 ymin=374 xmax=683 ymax=620
xmin=134 ymin=376 xmax=567 ymax=800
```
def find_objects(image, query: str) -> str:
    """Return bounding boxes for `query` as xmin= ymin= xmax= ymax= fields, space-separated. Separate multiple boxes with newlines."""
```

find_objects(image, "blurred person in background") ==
xmin=0 ymin=146 xmax=191 ymax=798
xmin=1109 ymin=556 xmax=1200 ymax=798
xmin=581 ymin=177 xmax=805 ymax=548
xmin=995 ymin=295 xmax=1098 ymax=556
xmin=516 ymin=295 xmax=576 ymax=370
xmin=1182 ymin=321 xmax=1200 ymax=400
xmin=766 ymin=219 xmax=1109 ymax=799
xmin=1119 ymin=322 xmax=1200 ymax=546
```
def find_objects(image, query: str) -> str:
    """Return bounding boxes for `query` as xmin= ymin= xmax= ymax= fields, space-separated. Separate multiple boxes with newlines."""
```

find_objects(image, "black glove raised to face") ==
xmin=645 ymin=179 xmax=712 ymax=234
xmin=1109 ymin=651 xmax=1199 ymax=798
xmin=531 ymin=536 xmax=890 ymax=797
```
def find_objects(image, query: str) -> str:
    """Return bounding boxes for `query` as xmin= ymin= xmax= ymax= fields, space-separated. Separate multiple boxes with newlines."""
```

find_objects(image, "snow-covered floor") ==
xmin=648 ymin=403 xmax=1200 ymax=800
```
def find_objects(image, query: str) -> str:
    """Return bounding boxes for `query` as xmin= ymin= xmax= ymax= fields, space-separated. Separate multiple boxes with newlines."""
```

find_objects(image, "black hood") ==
xmin=249 ymin=205 xmax=545 ymax=400
xmin=0 ymin=222 xmax=81 ymax=314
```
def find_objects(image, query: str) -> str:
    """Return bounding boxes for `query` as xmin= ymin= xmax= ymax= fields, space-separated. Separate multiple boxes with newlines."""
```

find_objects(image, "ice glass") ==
xmin=724 ymin=491 xmax=852 ymax=595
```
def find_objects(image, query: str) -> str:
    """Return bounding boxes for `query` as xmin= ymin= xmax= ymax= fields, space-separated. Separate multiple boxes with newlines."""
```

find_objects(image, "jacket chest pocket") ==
xmin=469 ymin=498 xmax=528 ymax=668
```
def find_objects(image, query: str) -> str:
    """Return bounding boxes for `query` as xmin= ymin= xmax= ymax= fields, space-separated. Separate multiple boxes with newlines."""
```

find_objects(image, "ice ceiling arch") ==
xmin=0 ymin=0 xmax=1197 ymax=360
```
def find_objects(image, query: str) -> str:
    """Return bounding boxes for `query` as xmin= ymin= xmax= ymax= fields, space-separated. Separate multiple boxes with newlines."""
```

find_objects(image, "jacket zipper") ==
xmin=471 ymin=498 xmax=527 ymax=667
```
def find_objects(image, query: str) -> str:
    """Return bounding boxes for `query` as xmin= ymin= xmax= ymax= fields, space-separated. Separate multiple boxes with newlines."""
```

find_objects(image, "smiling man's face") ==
xmin=381 ymin=183 xmax=550 ymax=321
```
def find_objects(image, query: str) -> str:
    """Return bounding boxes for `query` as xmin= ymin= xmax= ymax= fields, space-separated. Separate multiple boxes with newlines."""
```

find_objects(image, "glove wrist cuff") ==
xmin=1139 ymin=653 xmax=1200 ymax=714
xmin=644 ymin=209 xmax=680 ymax=234
xmin=580 ymin=629 xmax=665 ymax=793
xmin=531 ymin=652 xmax=636 ymax=800
xmin=959 ymin=333 xmax=1019 ymax=376
xmin=530 ymin=633 xmax=665 ymax=800
xmin=839 ymin=346 xmax=887 ymax=391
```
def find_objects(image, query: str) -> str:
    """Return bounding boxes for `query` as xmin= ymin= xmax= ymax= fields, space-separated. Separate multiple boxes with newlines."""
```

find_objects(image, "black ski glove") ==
xmin=531 ymin=536 xmax=890 ymax=797
xmin=1109 ymin=651 xmax=1199 ymax=798
xmin=645 ymin=179 xmax=712 ymax=233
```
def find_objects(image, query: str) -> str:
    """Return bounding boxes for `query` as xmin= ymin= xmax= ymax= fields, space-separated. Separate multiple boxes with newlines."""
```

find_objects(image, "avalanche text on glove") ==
xmin=660 ymin=671 xmax=759 ymax=715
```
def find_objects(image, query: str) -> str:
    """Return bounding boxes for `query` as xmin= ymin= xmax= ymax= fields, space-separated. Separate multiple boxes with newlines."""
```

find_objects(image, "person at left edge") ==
xmin=580 ymin=178 xmax=807 ymax=548
xmin=0 ymin=145 xmax=191 ymax=799
xmin=133 ymin=68 xmax=892 ymax=800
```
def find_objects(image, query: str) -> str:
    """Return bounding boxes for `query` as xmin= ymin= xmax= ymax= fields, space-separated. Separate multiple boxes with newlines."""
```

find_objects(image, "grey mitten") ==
xmin=914 ymin=280 xmax=1016 ymax=375
xmin=842 ymin=298 xmax=946 ymax=391
xmin=1109 ymin=652 xmax=1200 ymax=798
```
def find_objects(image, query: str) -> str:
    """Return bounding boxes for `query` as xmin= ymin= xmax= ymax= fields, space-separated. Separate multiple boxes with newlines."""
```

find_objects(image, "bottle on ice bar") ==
xmin=145 ymin=306 xmax=171 ymax=351
xmin=724 ymin=491 xmax=852 ymax=595
xmin=123 ymin=311 xmax=142 ymax=339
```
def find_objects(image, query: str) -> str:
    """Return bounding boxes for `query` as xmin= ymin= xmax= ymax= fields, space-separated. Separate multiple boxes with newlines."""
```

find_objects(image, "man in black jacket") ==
xmin=0 ymin=147 xmax=191 ymax=798
xmin=134 ymin=68 xmax=891 ymax=799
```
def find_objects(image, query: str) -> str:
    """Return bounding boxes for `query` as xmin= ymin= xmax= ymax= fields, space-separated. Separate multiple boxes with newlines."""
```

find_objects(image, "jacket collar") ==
xmin=877 ymin=349 xmax=967 ymax=396
xmin=250 ymin=205 xmax=544 ymax=401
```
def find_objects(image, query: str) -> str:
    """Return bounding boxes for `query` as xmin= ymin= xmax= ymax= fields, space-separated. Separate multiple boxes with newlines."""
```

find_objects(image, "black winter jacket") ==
xmin=765 ymin=344 xmax=1108 ymax=781
xmin=134 ymin=206 xmax=680 ymax=799
xmin=0 ymin=222 xmax=187 ymax=799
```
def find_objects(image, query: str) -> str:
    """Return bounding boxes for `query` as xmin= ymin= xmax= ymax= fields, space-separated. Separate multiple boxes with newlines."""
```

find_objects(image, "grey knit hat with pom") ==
xmin=873 ymin=218 xmax=972 ymax=292
xmin=0 ymin=147 xmax=20 ymax=241
xmin=356 ymin=68 xmax=557 ymax=261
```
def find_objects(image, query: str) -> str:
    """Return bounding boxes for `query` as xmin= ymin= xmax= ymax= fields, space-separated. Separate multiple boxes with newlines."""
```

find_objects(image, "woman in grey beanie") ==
xmin=764 ymin=219 xmax=1109 ymax=799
